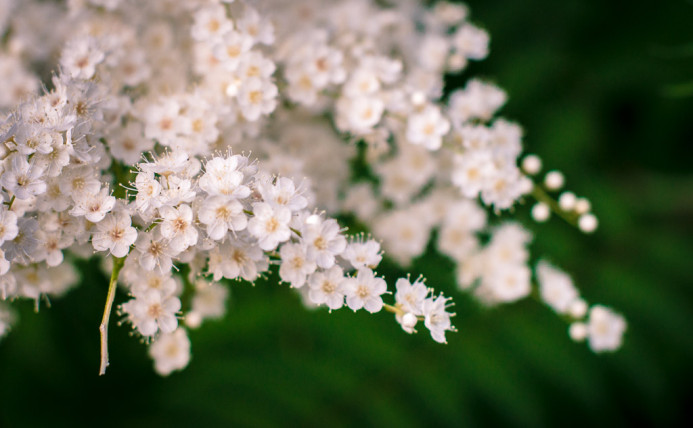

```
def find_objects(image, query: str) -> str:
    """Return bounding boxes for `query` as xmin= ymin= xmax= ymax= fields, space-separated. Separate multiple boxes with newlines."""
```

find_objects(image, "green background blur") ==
xmin=1 ymin=0 xmax=692 ymax=426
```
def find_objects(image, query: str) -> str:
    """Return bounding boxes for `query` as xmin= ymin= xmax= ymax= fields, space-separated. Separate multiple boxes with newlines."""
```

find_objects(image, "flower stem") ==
xmin=530 ymin=184 xmax=579 ymax=227
xmin=5 ymin=195 xmax=15 ymax=210
xmin=383 ymin=303 xmax=402 ymax=315
xmin=99 ymin=256 xmax=126 ymax=375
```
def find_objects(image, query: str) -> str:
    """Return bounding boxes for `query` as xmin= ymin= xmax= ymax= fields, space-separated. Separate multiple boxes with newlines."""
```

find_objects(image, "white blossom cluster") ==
xmin=537 ymin=261 xmax=627 ymax=352
xmin=0 ymin=0 xmax=625 ymax=375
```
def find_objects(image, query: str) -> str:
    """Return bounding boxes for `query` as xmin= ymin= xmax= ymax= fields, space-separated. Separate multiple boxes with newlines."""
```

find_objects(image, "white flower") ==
xmin=148 ymin=328 xmax=191 ymax=376
xmin=237 ymin=77 xmax=278 ymax=121
xmin=60 ymin=165 xmax=101 ymax=197
xmin=199 ymin=155 xmax=251 ymax=199
xmin=451 ymin=150 xmax=495 ymax=199
xmin=302 ymin=218 xmax=346 ymax=269
xmin=342 ymin=237 xmax=382 ymax=270
xmin=306 ymin=45 xmax=345 ymax=86
xmin=135 ymin=230 xmax=175 ymax=272
xmin=373 ymin=209 xmax=430 ymax=266
xmin=191 ymin=5 xmax=233 ymax=42
xmin=1 ymin=154 xmax=47 ymax=200
xmin=422 ymin=294 xmax=454 ymax=344
xmin=129 ymin=270 xmax=178 ymax=298
xmin=159 ymin=204 xmax=198 ymax=253
xmin=144 ymin=98 xmax=187 ymax=146
xmin=0 ymin=249 xmax=10 ymax=276
xmin=140 ymin=151 xmax=189 ymax=177
xmin=308 ymin=266 xmax=346 ymax=310
xmin=70 ymin=187 xmax=116 ymax=223
xmin=134 ymin=172 xmax=162 ymax=214
xmin=247 ymin=202 xmax=291 ymax=251
xmin=187 ymin=280 xmax=228 ymax=328
xmin=587 ymin=305 xmax=627 ymax=352
xmin=279 ymin=243 xmax=316 ymax=288
xmin=2 ymin=217 xmax=38 ymax=264
xmin=342 ymin=269 xmax=387 ymax=313
xmin=91 ymin=211 xmax=138 ymax=258
xmin=110 ymin=122 xmax=152 ymax=165
xmin=34 ymin=229 xmax=71 ymax=267
xmin=452 ymin=24 xmax=489 ymax=60
xmin=258 ymin=176 xmax=307 ymax=212
xmin=197 ymin=196 xmax=247 ymax=240
xmin=60 ymin=37 xmax=104 ymax=80
xmin=121 ymin=289 xmax=181 ymax=337
xmin=448 ymin=79 xmax=507 ymax=123
xmin=480 ymin=166 xmax=524 ymax=210
xmin=406 ymin=105 xmax=450 ymax=150
xmin=0 ymin=207 xmax=19 ymax=246
xmin=237 ymin=6 xmax=274 ymax=45
xmin=395 ymin=277 xmax=428 ymax=316
xmin=486 ymin=265 xmax=531 ymax=303
xmin=237 ymin=51 xmax=276 ymax=81
xmin=537 ymin=261 xmax=579 ymax=314
xmin=341 ymin=96 xmax=384 ymax=134
xmin=212 ymin=30 xmax=253 ymax=71
xmin=343 ymin=69 xmax=380 ymax=97
xmin=207 ymin=238 xmax=267 ymax=282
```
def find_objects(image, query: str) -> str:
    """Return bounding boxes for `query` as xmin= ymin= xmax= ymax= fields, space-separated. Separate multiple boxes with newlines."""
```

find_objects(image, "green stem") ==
xmin=290 ymin=227 xmax=303 ymax=238
xmin=530 ymin=185 xmax=579 ymax=227
xmin=383 ymin=303 xmax=402 ymax=315
xmin=5 ymin=195 xmax=15 ymax=210
xmin=99 ymin=256 xmax=126 ymax=376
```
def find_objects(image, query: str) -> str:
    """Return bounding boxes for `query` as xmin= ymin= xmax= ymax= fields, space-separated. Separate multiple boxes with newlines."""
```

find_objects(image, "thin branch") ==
xmin=99 ymin=256 xmax=126 ymax=376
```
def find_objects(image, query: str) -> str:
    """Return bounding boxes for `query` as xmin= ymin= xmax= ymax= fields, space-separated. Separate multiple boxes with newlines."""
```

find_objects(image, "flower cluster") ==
xmin=0 ymin=0 xmax=625 ymax=376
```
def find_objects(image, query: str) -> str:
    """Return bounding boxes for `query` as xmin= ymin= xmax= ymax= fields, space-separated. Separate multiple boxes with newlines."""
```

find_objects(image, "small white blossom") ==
xmin=406 ymin=105 xmax=450 ymax=150
xmin=422 ymin=294 xmax=454 ymax=344
xmin=60 ymin=37 xmax=105 ymax=80
xmin=148 ymin=328 xmax=191 ymax=376
xmin=70 ymin=188 xmax=116 ymax=223
xmin=1 ymin=155 xmax=47 ymax=200
xmin=92 ymin=211 xmax=138 ymax=258
xmin=342 ymin=237 xmax=382 ymax=270
xmin=342 ymin=269 xmax=387 ymax=313
xmin=247 ymin=202 xmax=291 ymax=251
xmin=122 ymin=289 xmax=181 ymax=337
xmin=0 ymin=207 xmax=19 ymax=246
xmin=587 ymin=305 xmax=627 ymax=352
xmin=279 ymin=243 xmax=316 ymax=288
xmin=135 ymin=230 xmax=175 ymax=272
xmin=307 ymin=266 xmax=346 ymax=310
xmin=159 ymin=204 xmax=198 ymax=253
xmin=537 ymin=261 xmax=579 ymax=314
xmin=302 ymin=218 xmax=346 ymax=269
xmin=197 ymin=196 xmax=247 ymax=240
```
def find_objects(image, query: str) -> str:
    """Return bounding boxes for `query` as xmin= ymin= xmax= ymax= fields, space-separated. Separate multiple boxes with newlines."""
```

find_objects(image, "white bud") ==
xmin=185 ymin=311 xmax=202 ymax=329
xmin=575 ymin=197 xmax=591 ymax=215
xmin=410 ymin=91 xmax=426 ymax=106
xmin=568 ymin=298 xmax=588 ymax=319
xmin=531 ymin=202 xmax=550 ymax=222
xmin=578 ymin=213 xmax=598 ymax=233
xmin=401 ymin=312 xmax=418 ymax=334
xmin=447 ymin=53 xmax=467 ymax=71
xmin=544 ymin=170 xmax=565 ymax=191
xmin=521 ymin=155 xmax=542 ymax=175
xmin=569 ymin=322 xmax=588 ymax=342
xmin=558 ymin=192 xmax=577 ymax=211
xmin=519 ymin=176 xmax=534 ymax=195
xmin=305 ymin=214 xmax=321 ymax=225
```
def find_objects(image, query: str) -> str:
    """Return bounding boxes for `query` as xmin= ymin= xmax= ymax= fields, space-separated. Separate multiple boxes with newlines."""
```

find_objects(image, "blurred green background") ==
xmin=1 ymin=0 xmax=692 ymax=426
